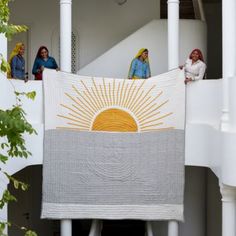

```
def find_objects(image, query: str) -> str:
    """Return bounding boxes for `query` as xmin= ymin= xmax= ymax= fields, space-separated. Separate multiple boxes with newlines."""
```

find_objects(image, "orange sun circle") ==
xmin=92 ymin=108 xmax=138 ymax=132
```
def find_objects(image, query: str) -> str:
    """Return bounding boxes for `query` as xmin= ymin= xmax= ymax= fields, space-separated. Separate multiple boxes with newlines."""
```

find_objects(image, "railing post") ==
xmin=220 ymin=184 xmax=236 ymax=236
xmin=61 ymin=220 xmax=72 ymax=236
xmin=168 ymin=221 xmax=178 ymax=236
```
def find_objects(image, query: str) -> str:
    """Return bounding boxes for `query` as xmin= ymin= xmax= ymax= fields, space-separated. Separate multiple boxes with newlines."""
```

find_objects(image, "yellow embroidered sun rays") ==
xmin=57 ymin=78 xmax=174 ymax=132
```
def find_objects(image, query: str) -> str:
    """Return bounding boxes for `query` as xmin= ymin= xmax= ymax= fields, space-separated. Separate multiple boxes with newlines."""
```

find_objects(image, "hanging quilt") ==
xmin=41 ymin=68 xmax=185 ymax=220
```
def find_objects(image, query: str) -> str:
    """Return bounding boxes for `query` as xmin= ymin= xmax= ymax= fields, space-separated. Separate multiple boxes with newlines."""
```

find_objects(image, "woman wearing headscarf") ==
xmin=180 ymin=49 xmax=206 ymax=84
xmin=128 ymin=48 xmax=151 ymax=80
xmin=8 ymin=42 xmax=27 ymax=81
xmin=32 ymin=46 xmax=59 ymax=80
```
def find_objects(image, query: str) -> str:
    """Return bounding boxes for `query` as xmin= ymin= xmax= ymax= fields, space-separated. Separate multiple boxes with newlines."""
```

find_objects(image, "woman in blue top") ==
xmin=9 ymin=42 xmax=27 ymax=81
xmin=128 ymin=48 xmax=151 ymax=80
xmin=32 ymin=46 xmax=59 ymax=80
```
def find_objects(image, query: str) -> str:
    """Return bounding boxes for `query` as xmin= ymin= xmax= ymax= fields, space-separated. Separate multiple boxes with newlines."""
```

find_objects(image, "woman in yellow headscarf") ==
xmin=8 ymin=42 xmax=26 ymax=81
xmin=128 ymin=48 xmax=151 ymax=80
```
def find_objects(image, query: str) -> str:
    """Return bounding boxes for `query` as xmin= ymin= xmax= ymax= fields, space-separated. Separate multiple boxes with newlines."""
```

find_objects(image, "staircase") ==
xmin=161 ymin=0 xmax=195 ymax=19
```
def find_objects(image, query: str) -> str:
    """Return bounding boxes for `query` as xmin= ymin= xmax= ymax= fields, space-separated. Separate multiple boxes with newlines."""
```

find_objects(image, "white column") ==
xmin=60 ymin=0 xmax=72 ymax=235
xmin=167 ymin=1 xmax=179 ymax=235
xmin=167 ymin=0 xmax=180 ymax=70
xmin=221 ymin=0 xmax=236 ymax=204
xmin=61 ymin=219 xmax=72 ymax=236
xmin=221 ymin=0 xmax=236 ymax=130
xmin=221 ymin=2 xmax=236 ymax=234
xmin=220 ymin=184 xmax=236 ymax=236
xmin=60 ymin=0 xmax=72 ymax=73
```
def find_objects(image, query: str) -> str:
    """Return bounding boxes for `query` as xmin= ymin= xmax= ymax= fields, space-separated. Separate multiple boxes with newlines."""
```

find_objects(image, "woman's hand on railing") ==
xmin=184 ymin=77 xmax=192 ymax=84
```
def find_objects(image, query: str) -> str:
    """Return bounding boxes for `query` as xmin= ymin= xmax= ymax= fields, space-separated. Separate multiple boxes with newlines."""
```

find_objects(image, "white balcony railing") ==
xmin=0 ymin=77 xmax=225 ymax=182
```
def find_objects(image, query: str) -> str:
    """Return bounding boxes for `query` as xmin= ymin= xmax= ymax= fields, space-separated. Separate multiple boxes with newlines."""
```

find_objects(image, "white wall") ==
xmin=185 ymin=79 xmax=222 ymax=179
xmin=75 ymin=0 xmax=160 ymax=68
xmin=0 ymin=78 xmax=43 ymax=175
xmin=78 ymin=19 xmax=207 ymax=78
xmin=9 ymin=0 xmax=160 ymax=78
xmin=0 ymin=34 xmax=7 ymax=82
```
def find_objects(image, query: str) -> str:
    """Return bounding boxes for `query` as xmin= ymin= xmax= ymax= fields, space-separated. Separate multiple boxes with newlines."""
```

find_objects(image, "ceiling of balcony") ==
xmin=161 ymin=0 xmax=195 ymax=19
xmin=161 ymin=0 xmax=221 ymax=19
xmin=203 ymin=0 xmax=220 ymax=2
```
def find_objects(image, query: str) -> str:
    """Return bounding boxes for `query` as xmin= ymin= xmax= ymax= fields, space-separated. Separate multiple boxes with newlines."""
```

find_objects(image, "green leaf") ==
xmin=0 ymin=57 xmax=10 ymax=73
xmin=0 ymin=154 xmax=8 ymax=164
xmin=21 ymin=183 xmax=28 ymax=191
xmin=0 ymin=222 xmax=6 ymax=230
xmin=14 ymin=91 xmax=37 ymax=101
xmin=0 ymin=189 xmax=17 ymax=209
xmin=25 ymin=230 xmax=38 ymax=236
xmin=1 ymin=143 xmax=9 ymax=149
xmin=14 ymin=91 xmax=20 ymax=96
xmin=26 ymin=91 xmax=36 ymax=100
xmin=22 ymin=151 xmax=28 ymax=158
xmin=0 ymin=222 xmax=7 ymax=236
xmin=13 ymin=180 xmax=19 ymax=189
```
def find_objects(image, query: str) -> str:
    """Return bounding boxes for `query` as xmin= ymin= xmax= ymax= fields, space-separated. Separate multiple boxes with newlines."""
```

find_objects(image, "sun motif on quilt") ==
xmin=57 ymin=78 xmax=173 ymax=132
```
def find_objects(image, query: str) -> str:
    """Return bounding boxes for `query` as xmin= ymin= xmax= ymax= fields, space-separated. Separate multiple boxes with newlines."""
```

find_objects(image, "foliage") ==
xmin=4 ymin=173 xmax=28 ymax=191
xmin=0 ymin=222 xmax=10 ymax=236
xmin=0 ymin=0 xmax=38 ymax=235
xmin=0 ymin=92 xmax=37 ymax=236
xmin=0 ymin=54 xmax=10 ymax=73
xmin=0 ymin=0 xmax=27 ymax=39
xmin=0 ymin=93 xmax=37 ymax=162
xmin=24 ymin=230 xmax=37 ymax=236
xmin=0 ymin=190 xmax=17 ymax=209
xmin=0 ymin=0 xmax=27 ymax=77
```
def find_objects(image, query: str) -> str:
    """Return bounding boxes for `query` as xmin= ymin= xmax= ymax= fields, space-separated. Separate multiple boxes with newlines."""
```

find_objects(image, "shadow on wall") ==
xmin=78 ymin=20 xmax=207 ymax=79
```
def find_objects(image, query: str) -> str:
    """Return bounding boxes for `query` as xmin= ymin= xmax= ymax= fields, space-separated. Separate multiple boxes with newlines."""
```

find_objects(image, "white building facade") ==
xmin=1 ymin=0 xmax=236 ymax=236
